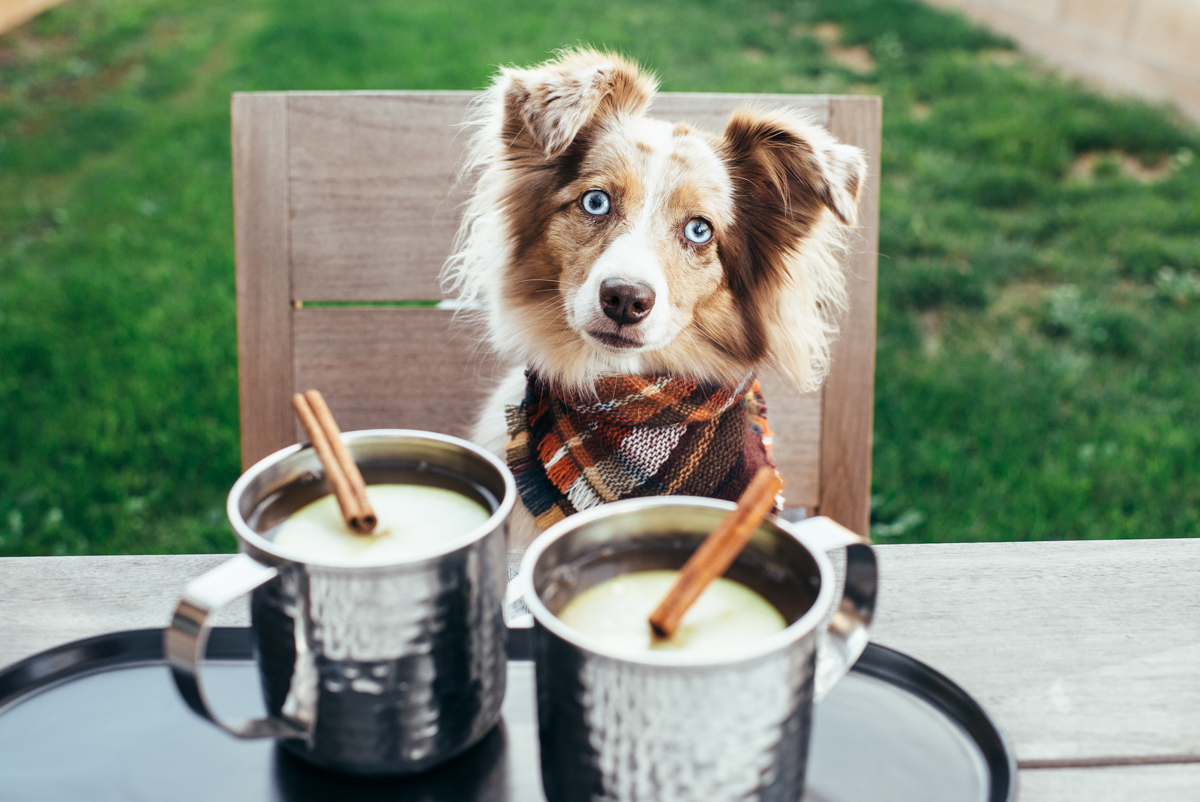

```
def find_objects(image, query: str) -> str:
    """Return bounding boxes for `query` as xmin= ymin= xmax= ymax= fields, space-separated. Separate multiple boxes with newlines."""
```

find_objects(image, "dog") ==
xmin=443 ymin=49 xmax=867 ymax=553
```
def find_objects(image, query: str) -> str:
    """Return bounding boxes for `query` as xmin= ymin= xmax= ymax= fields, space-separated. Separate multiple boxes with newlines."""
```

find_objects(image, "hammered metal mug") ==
xmin=165 ymin=430 xmax=515 ymax=775
xmin=517 ymin=497 xmax=877 ymax=802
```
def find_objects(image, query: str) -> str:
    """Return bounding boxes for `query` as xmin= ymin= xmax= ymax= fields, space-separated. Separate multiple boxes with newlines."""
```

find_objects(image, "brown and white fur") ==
xmin=443 ymin=49 xmax=867 ymax=550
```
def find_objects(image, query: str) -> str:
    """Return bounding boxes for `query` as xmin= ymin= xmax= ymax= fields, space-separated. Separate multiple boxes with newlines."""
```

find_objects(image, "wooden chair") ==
xmin=232 ymin=91 xmax=881 ymax=535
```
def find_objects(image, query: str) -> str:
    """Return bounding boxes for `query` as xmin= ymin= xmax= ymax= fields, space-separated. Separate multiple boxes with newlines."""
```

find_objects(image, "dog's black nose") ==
xmin=600 ymin=278 xmax=655 ymax=325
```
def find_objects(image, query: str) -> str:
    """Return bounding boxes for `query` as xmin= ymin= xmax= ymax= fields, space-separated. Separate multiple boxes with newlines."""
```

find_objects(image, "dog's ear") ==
xmin=721 ymin=109 xmax=866 ymax=229
xmin=495 ymin=49 xmax=657 ymax=158
xmin=717 ymin=110 xmax=867 ymax=392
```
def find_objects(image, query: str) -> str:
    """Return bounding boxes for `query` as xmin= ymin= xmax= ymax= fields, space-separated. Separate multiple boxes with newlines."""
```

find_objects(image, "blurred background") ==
xmin=0 ymin=0 xmax=1197 ymax=557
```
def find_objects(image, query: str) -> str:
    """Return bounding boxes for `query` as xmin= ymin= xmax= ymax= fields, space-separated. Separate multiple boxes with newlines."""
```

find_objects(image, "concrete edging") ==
xmin=1 ymin=0 xmax=67 ymax=36
xmin=926 ymin=0 xmax=1200 ymax=123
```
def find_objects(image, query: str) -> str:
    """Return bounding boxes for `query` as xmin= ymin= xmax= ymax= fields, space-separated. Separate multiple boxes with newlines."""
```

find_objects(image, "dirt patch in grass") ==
xmin=812 ymin=21 xmax=840 ymax=44
xmin=805 ymin=20 xmax=876 ymax=73
xmin=1069 ymin=150 xmax=1184 ymax=183
xmin=831 ymin=44 xmax=875 ymax=73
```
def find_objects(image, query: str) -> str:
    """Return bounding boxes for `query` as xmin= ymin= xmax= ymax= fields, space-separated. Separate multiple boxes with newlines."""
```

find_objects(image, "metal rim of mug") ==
xmin=226 ymin=428 xmax=516 ymax=571
xmin=518 ymin=496 xmax=837 ymax=668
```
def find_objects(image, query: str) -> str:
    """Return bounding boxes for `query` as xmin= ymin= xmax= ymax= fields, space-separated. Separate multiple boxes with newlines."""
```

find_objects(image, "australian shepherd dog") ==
xmin=444 ymin=49 xmax=867 ymax=552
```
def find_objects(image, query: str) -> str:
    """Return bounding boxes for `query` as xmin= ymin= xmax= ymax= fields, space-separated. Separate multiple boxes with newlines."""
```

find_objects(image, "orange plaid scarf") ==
xmin=506 ymin=371 xmax=778 ymax=530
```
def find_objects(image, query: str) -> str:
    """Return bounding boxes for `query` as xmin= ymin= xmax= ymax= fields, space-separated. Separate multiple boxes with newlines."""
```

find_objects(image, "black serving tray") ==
xmin=0 ymin=629 xmax=1015 ymax=802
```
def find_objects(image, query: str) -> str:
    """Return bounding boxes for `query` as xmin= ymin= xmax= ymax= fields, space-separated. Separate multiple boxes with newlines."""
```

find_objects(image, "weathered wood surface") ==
xmin=819 ymin=96 xmax=882 ymax=537
xmin=872 ymin=538 xmax=1200 ymax=766
xmin=287 ymin=92 xmax=474 ymax=303
xmin=1018 ymin=764 xmax=1200 ymax=801
xmin=291 ymin=307 xmax=503 ymax=443
xmin=649 ymin=93 xmax=829 ymax=134
xmin=4 ymin=540 xmax=1200 ymax=797
xmin=290 ymin=307 xmax=823 ymax=508
xmin=0 ymin=554 xmax=239 ymax=669
xmin=5 ymin=538 xmax=1200 ymax=788
xmin=755 ymin=373 xmax=822 ymax=510
xmin=232 ymin=93 xmax=295 ymax=470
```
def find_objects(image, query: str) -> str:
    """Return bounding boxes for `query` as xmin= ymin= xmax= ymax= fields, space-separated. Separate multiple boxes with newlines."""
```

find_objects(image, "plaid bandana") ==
xmin=505 ymin=370 xmax=779 ymax=530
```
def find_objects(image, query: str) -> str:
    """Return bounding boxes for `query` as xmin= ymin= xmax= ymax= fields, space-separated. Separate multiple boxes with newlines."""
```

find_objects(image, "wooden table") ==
xmin=3 ymin=539 xmax=1199 ymax=799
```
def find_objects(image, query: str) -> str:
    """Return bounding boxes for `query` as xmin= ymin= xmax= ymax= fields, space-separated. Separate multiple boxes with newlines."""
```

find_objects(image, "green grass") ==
xmin=1 ymin=0 xmax=1197 ymax=555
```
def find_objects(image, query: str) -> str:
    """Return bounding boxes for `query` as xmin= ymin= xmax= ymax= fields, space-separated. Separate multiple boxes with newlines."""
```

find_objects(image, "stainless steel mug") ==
xmin=165 ymin=430 xmax=516 ymax=775
xmin=517 ymin=497 xmax=877 ymax=802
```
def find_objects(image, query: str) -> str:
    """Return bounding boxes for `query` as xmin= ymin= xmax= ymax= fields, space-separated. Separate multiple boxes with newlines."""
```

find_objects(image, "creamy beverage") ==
xmin=271 ymin=484 xmax=490 ymax=563
xmin=558 ymin=570 xmax=786 ymax=653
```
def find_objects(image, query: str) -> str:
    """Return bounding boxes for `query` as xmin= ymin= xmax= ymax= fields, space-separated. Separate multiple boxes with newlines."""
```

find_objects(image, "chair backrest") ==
xmin=232 ymin=91 xmax=881 ymax=534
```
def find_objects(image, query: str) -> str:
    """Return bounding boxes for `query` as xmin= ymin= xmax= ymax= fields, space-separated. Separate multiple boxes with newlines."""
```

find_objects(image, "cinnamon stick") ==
xmin=303 ymin=390 xmax=377 ymax=532
xmin=648 ymin=467 xmax=783 ymax=639
xmin=291 ymin=391 xmax=377 ymax=535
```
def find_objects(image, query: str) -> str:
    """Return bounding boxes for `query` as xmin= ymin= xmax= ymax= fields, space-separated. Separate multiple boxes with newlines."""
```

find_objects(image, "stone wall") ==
xmin=925 ymin=0 xmax=1200 ymax=123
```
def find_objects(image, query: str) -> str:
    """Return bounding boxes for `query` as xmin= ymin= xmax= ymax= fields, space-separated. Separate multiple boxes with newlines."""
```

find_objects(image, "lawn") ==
xmin=1 ymin=0 xmax=1197 ymax=556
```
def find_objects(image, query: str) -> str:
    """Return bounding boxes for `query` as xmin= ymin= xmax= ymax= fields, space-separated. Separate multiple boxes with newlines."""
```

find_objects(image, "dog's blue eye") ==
xmin=582 ymin=190 xmax=611 ymax=216
xmin=684 ymin=218 xmax=712 ymax=244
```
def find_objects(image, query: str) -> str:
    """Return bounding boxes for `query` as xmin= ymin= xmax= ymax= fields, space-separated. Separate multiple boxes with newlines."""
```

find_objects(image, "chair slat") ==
xmin=288 ymin=92 xmax=475 ymax=302
xmin=292 ymin=307 xmax=505 ymax=441
xmin=819 ymin=96 xmax=882 ymax=535
xmin=756 ymin=371 xmax=822 ymax=509
xmin=233 ymin=93 xmax=295 ymax=470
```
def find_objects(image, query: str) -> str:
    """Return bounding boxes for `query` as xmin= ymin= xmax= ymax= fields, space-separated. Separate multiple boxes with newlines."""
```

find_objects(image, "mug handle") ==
xmin=164 ymin=553 xmax=309 ymax=739
xmin=791 ymin=516 xmax=878 ymax=703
